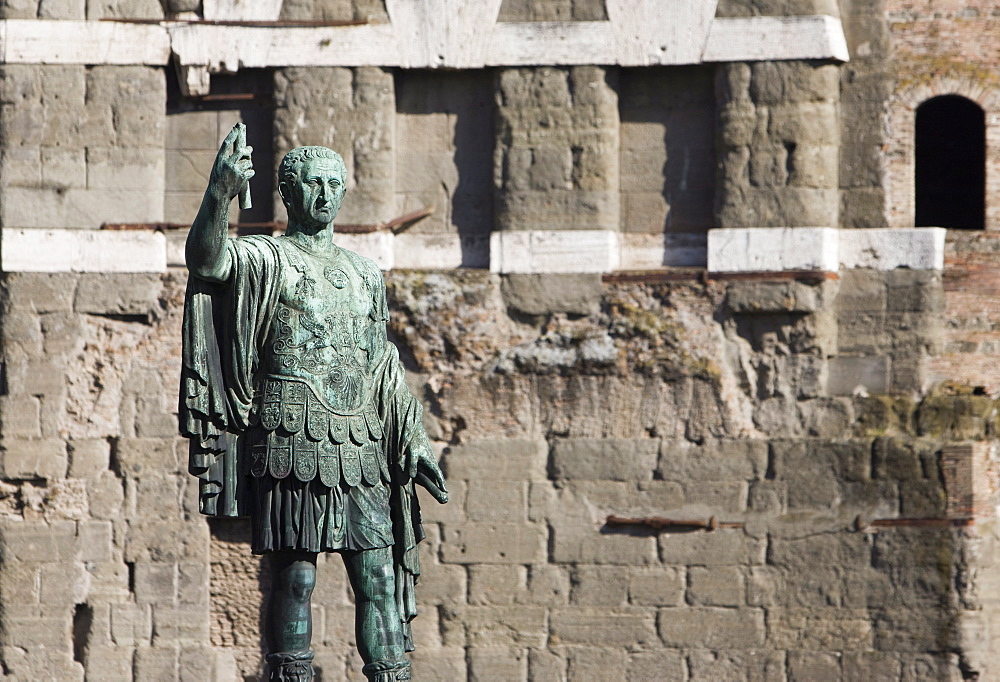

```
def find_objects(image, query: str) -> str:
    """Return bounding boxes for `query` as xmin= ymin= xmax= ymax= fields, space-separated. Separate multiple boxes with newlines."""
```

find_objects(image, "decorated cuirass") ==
xmin=247 ymin=237 xmax=390 ymax=488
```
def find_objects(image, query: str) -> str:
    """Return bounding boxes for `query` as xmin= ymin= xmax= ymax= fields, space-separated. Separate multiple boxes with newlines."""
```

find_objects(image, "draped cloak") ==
xmin=178 ymin=235 xmax=429 ymax=650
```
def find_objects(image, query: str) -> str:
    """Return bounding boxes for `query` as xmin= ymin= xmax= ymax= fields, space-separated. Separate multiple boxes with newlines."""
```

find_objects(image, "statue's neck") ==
xmin=285 ymin=222 xmax=335 ymax=254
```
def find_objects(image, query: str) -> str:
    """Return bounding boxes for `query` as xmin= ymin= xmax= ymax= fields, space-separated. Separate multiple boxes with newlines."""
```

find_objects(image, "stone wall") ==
xmin=0 ymin=263 xmax=995 ymax=680
xmin=1 ymin=4 xmax=1000 ymax=680
xmin=715 ymin=60 xmax=841 ymax=229
xmin=0 ymin=65 xmax=165 ymax=230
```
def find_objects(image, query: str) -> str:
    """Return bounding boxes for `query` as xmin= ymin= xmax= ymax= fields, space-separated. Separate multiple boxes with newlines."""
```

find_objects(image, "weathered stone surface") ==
xmin=496 ymin=66 xmax=619 ymax=232
xmin=659 ymin=607 xmax=766 ymax=648
xmin=550 ymin=438 xmax=658 ymax=481
xmin=74 ymin=273 xmax=161 ymax=316
xmin=442 ymin=439 xmax=548 ymax=481
xmin=687 ymin=566 xmax=744 ymax=607
xmin=441 ymin=605 xmax=547 ymax=648
xmin=725 ymin=281 xmax=820 ymax=314
xmin=501 ymin=273 xmax=603 ymax=316
xmin=551 ymin=607 xmax=658 ymax=647
xmin=441 ymin=523 xmax=546 ymax=564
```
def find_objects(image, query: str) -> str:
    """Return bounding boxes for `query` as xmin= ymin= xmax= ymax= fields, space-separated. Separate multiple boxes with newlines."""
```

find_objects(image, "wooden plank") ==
xmin=2 ymin=19 xmax=170 ymax=65
xmin=702 ymin=15 xmax=850 ymax=63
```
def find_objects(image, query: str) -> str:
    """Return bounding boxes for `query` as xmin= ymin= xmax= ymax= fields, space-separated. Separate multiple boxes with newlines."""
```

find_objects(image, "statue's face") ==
xmin=287 ymin=157 xmax=346 ymax=229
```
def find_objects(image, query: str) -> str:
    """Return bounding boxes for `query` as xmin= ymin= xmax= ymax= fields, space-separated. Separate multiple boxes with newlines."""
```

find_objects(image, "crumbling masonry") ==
xmin=1 ymin=1 xmax=999 ymax=680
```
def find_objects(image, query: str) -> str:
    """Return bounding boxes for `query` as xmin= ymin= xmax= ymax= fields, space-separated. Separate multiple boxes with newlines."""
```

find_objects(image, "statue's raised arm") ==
xmin=185 ymin=122 xmax=254 ymax=282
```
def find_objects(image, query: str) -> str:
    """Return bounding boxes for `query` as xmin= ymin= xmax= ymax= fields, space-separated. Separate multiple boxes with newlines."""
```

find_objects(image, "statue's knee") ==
xmin=284 ymin=565 xmax=316 ymax=603
xmin=358 ymin=562 xmax=393 ymax=602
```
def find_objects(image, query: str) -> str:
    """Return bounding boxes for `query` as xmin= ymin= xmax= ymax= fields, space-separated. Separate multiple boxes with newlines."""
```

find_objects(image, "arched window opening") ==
xmin=915 ymin=95 xmax=985 ymax=230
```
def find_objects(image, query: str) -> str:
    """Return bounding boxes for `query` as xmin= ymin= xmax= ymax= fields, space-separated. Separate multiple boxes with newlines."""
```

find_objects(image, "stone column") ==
xmin=715 ymin=61 xmax=841 ymax=228
xmin=494 ymin=66 xmax=619 ymax=233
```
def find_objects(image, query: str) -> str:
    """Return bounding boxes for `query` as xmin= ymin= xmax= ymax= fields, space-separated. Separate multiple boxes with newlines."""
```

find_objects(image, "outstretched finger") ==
xmin=219 ymin=123 xmax=241 ymax=158
xmin=420 ymin=455 xmax=449 ymax=503
xmin=238 ymin=145 xmax=254 ymax=160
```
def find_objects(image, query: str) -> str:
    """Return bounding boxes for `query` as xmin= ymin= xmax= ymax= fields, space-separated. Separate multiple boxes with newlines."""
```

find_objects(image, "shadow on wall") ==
xmin=395 ymin=70 xmax=495 ymax=268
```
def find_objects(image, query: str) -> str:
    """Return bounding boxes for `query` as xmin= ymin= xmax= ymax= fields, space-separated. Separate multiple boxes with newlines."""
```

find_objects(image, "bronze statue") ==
xmin=179 ymin=123 xmax=448 ymax=682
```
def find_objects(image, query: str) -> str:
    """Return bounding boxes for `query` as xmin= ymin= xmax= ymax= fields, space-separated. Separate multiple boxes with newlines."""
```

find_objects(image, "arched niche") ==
xmin=915 ymin=95 xmax=985 ymax=230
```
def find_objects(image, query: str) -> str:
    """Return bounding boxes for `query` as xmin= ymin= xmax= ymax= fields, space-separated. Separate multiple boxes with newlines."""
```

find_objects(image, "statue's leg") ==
xmin=265 ymin=550 xmax=317 ymax=681
xmin=343 ymin=546 xmax=411 ymax=681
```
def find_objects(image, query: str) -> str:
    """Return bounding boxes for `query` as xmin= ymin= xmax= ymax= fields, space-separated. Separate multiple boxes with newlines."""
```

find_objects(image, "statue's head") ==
xmin=277 ymin=146 xmax=347 ymax=231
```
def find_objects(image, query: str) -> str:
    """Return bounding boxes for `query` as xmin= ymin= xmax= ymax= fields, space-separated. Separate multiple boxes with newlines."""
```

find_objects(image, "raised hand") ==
xmin=209 ymin=122 xmax=255 ymax=202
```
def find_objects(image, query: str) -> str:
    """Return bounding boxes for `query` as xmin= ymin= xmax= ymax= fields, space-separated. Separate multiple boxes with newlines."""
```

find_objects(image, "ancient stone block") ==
xmin=466 ymin=480 xmax=527 ymax=522
xmin=441 ymin=605 xmax=547 ymax=648
xmin=0 ymin=520 xmax=76 ymax=562
xmin=124 ymin=519 xmax=209 ymax=563
xmin=1 ymin=273 xmax=78 ymax=313
xmin=83 ymin=645 xmax=134 ymax=681
xmin=627 ymin=650 xmax=686 ymax=682
xmin=750 ymin=61 xmax=840 ymax=104
xmin=570 ymin=566 xmax=629 ymax=606
xmin=152 ymin=604 xmax=210 ymax=645
xmin=725 ymin=281 xmax=820 ymax=314
xmin=769 ymin=607 xmax=874 ymax=650
xmin=441 ymin=523 xmax=545 ymax=564
xmin=76 ymin=519 xmax=113 ymax=562
xmin=39 ymin=561 xmax=88 ymax=604
xmin=659 ymin=530 xmax=766 ymax=567
xmin=5 ymin=357 xmax=67 ymax=396
xmin=417 ymin=563 xmax=467 ymax=606
xmin=67 ymin=439 xmax=111 ymax=479
xmin=501 ymin=273 xmax=602 ymax=316
xmin=770 ymin=532 xmax=871 ymax=573
xmin=659 ymin=438 xmax=768 ymax=483
xmin=132 ymin=645 xmax=178 ymax=679
xmin=134 ymin=561 xmax=177 ymax=606
xmin=468 ymin=565 xmax=522 ymax=606
xmin=550 ymin=607 xmax=658 ymax=647
xmin=687 ymin=649 xmax=786 ymax=680
xmin=828 ymin=356 xmax=890 ymax=395
xmin=842 ymin=651 xmax=902 ymax=681
xmin=467 ymin=647 xmax=528 ymax=682
xmin=40 ymin=146 xmax=86 ymax=190
xmin=658 ymin=607 xmax=766 ymax=648
xmin=687 ymin=566 xmax=744 ymax=607
xmin=550 ymin=438 xmax=658 ymax=481
xmin=628 ymin=567 xmax=684 ymax=607
xmin=0 ymin=438 xmax=67 ymax=480
xmin=409 ymin=647 xmax=468 ymax=682
xmin=567 ymin=648 xmax=627 ymax=679
xmin=0 ymin=396 xmax=42 ymax=439
xmin=441 ymin=439 xmax=547 ymax=481
xmin=87 ymin=471 xmax=124 ymax=520
xmin=74 ymin=273 xmax=161 ymax=316
xmin=551 ymin=520 xmax=658 ymax=566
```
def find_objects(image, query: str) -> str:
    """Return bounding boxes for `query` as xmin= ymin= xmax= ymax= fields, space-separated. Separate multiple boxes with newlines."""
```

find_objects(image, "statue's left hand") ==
xmin=412 ymin=446 xmax=448 ymax=504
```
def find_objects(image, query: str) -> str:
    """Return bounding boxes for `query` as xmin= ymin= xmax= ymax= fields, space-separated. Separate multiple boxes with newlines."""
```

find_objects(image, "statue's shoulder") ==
xmin=233 ymin=233 xmax=283 ymax=257
xmin=339 ymin=246 xmax=384 ymax=285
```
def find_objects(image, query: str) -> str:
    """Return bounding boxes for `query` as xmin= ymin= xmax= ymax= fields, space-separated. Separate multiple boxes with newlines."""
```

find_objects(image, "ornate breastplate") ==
xmin=264 ymin=238 xmax=383 ymax=415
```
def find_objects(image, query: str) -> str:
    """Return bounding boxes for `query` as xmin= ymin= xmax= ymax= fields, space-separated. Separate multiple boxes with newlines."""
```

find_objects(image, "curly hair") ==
xmin=278 ymin=146 xmax=346 ymax=187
